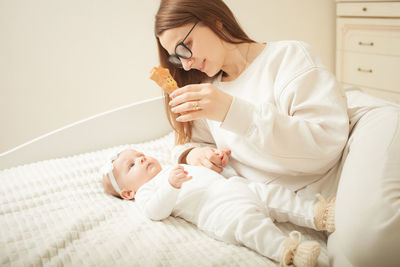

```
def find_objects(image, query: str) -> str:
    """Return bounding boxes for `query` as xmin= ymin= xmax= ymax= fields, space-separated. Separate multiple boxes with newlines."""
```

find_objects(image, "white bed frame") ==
xmin=0 ymin=96 xmax=171 ymax=170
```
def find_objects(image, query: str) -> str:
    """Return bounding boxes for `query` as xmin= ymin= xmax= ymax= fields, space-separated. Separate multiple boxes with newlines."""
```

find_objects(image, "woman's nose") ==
xmin=181 ymin=58 xmax=193 ymax=71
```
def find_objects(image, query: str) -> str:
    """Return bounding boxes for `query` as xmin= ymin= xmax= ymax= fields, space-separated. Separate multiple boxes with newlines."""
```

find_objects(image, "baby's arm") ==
xmin=168 ymin=165 xmax=192 ymax=188
xmin=135 ymin=166 xmax=191 ymax=221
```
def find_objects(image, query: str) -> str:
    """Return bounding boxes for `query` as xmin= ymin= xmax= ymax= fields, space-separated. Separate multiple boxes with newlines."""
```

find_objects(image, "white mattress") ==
xmin=0 ymin=133 xmax=329 ymax=266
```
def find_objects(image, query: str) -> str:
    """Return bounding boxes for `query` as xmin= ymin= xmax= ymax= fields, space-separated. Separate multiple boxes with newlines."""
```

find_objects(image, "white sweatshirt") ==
xmin=172 ymin=41 xmax=349 ymax=193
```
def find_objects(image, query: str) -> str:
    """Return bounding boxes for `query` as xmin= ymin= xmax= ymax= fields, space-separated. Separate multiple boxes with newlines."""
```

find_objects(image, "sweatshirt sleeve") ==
xmin=171 ymin=118 xmax=217 ymax=163
xmin=221 ymin=66 xmax=349 ymax=174
xmin=135 ymin=175 xmax=181 ymax=221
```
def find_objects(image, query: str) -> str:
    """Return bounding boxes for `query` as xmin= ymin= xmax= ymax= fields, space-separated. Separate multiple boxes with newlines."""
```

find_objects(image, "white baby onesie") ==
xmin=134 ymin=164 xmax=317 ymax=261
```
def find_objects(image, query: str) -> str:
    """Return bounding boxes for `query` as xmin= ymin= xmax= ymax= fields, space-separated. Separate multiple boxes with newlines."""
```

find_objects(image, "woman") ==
xmin=154 ymin=0 xmax=348 ymax=265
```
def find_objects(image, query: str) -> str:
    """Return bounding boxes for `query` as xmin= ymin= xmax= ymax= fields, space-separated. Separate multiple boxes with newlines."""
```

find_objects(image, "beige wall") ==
xmin=0 ymin=0 xmax=336 ymax=153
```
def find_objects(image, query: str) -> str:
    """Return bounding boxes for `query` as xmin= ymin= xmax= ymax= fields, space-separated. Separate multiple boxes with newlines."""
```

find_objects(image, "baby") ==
xmin=101 ymin=147 xmax=335 ymax=267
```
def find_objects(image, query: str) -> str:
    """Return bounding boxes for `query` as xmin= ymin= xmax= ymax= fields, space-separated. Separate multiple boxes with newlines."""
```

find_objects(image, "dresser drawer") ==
xmin=340 ymin=23 xmax=400 ymax=55
xmin=342 ymin=52 xmax=400 ymax=93
xmin=337 ymin=2 xmax=400 ymax=17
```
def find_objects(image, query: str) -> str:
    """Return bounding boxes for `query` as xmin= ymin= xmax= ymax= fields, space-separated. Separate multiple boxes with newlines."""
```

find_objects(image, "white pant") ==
xmin=192 ymin=178 xmax=317 ymax=261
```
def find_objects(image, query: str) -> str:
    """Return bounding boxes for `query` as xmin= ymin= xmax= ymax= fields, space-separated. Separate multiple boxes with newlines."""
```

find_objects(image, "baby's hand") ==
xmin=215 ymin=148 xmax=231 ymax=167
xmin=168 ymin=165 xmax=192 ymax=189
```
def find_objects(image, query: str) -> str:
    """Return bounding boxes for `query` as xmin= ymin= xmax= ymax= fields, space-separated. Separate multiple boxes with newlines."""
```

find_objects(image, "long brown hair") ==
xmin=154 ymin=0 xmax=255 ymax=145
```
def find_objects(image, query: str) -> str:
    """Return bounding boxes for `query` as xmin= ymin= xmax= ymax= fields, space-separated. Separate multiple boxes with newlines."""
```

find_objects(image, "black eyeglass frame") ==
xmin=168 ymin=21 xmax=199 ymax=67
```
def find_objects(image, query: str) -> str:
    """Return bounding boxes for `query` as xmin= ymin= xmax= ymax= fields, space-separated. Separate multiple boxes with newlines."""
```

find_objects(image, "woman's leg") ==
xmin=328 ymin=107 xmax=400 ymax=267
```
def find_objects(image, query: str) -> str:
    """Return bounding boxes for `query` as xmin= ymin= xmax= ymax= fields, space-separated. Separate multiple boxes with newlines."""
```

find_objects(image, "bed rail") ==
xmin=0 ymin=96 xmax=171 ymax=170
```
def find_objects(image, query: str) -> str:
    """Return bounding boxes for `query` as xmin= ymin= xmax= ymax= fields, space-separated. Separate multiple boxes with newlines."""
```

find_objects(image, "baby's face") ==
xmin=113 ymin=149 xmax=162 ymax=193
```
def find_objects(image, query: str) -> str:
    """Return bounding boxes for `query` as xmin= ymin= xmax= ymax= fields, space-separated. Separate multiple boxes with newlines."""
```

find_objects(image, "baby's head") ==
xmin=101 ymin=148 xmax=162 ymax=200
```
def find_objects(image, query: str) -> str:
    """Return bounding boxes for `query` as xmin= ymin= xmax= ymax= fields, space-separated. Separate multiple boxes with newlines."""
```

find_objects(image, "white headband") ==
xmin=101 ymin=145 xmax=137 ymax=195
xmin=102 ymin=161 xmax=121 ymax=194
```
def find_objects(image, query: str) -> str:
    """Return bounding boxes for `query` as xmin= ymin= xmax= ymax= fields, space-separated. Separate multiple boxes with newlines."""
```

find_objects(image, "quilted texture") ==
xmin=0 ymin=133 xmax=328 ymax=266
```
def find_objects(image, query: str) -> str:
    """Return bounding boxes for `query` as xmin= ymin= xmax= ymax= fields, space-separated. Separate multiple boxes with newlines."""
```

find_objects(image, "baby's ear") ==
xmin=120 ymin=189 xmax=135 ymax=200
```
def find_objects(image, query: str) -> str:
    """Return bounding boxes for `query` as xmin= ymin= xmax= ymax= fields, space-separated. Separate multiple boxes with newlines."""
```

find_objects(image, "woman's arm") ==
xmin=171 ymin=118 xmax=215 ymax=163
xmin=222 ymin=67 xmax=349 ymax=173
xmin=171 ymin=118 xmax=231 ymax=172
xmin=169 ymin=41 xmax=349 ymax=175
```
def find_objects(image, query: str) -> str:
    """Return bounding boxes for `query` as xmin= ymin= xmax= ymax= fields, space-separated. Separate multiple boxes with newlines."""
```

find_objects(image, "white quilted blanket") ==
xmin=0 ymin=133 xmax=329 ymax=266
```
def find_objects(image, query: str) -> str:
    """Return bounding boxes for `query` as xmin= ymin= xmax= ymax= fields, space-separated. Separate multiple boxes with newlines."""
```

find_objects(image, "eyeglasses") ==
xmin=168 ymin=21 xmax=199 ymax=68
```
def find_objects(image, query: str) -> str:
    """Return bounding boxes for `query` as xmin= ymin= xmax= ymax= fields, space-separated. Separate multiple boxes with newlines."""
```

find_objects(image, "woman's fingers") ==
xmin=201 ymin=158 xmax=222 ymax=173
xmin=169 ymin=91 xmax=201 ymax=108
xmin=208 ymin=151 xmax=224 ymax=167
xmin=169 ymin=84 xmax=201 ymax=99
xmin=186 ymin=146 xmax=226 ymax=172
xmin=220 ymin=153 xmax=229 ymax=167
xmin=169 ymin=83 xmax=233 ymax=122
xmin=220 ymin=148 xmax=231 ymax=156
xmin=169 ymin=85 xmax=204 ymax=118
xmin=171 ymin=100 xmax=203 ymax=114
xmin=214 ymin=151 xmax=226 ymax=167
xmin=176 ymin=110 xmax=204 ymax=122
xmin=215 ymin=149 xmax=230 ymax=167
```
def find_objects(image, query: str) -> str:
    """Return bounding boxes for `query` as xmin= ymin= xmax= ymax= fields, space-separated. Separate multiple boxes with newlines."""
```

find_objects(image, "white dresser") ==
xmin=336 ymin=0 xmax=400 ymax=103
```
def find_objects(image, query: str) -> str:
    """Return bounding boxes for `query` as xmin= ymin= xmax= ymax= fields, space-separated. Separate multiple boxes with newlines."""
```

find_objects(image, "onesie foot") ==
xmin=280 ymin=231 xmax=320 ymax=267
xmin=314 ymin=193 xmax=336 ymax=233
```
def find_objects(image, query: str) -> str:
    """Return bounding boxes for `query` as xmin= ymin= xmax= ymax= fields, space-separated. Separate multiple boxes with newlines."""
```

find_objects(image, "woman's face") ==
xmin=158 ymin=22 xmax=225 ymax=77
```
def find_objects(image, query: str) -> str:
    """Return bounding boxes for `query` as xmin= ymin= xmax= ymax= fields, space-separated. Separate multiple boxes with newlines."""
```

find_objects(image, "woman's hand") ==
xmin=186 ymin=147 xmax=231 ymax=173
xmin=168 ymin=165 xmax=192 ymax=189
xmin=169 ymin=83 xmax=233 ymax=122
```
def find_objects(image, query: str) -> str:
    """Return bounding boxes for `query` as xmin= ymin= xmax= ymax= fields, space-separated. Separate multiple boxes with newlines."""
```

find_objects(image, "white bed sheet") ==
xmin=0 ymin=133 xmax=329 ymax=266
